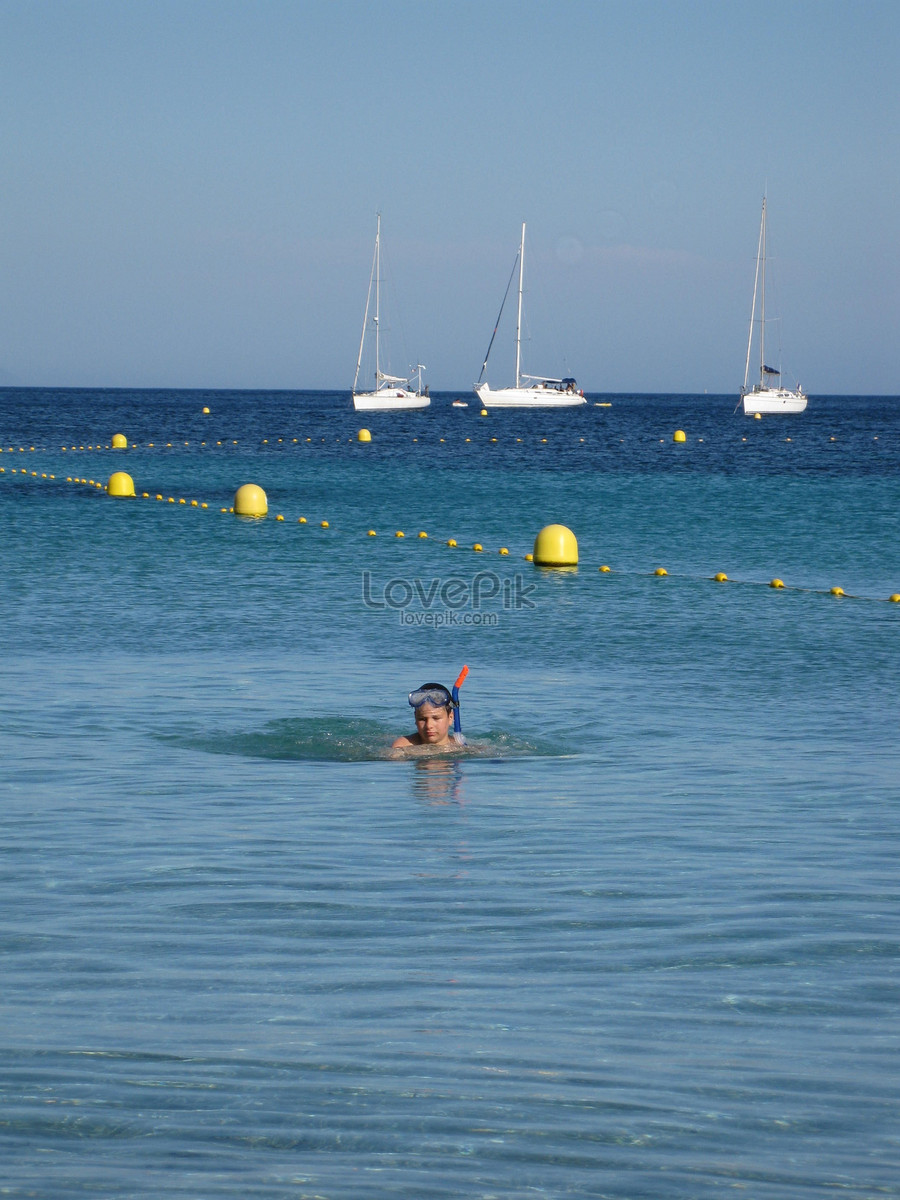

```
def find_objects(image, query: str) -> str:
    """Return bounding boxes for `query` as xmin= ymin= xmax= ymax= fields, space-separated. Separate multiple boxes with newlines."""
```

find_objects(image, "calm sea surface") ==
xmin=2 ymin=388 xmax=898 ymax=1198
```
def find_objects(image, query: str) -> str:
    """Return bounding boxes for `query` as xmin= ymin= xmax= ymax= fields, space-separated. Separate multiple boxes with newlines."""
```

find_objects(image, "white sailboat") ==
xmin=352 ymin=214 xmax=429 ymax=412
xmin=740 ymin=197 xmax=807 ymax=415
xmin=474 ymin=223 xmax=585 ymax=408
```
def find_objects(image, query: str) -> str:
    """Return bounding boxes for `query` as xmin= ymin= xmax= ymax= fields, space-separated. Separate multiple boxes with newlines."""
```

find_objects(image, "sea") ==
xmin=1 ymin=387 xmax=898 ymax=1199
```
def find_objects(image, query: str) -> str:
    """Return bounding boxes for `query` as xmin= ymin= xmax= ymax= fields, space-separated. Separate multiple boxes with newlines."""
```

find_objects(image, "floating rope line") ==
xmin=4 ymin=465 xmax=899 ymax=604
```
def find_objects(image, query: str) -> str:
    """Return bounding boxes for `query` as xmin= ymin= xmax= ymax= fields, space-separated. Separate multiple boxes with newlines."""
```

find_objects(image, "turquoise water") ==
xmin=2 ymin=389 xmax=898 ymax=1198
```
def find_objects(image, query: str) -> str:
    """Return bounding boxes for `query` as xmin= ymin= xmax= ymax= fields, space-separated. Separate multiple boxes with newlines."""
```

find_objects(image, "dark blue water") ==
xmin=2 ymin=388 xmax=898 ymax=1198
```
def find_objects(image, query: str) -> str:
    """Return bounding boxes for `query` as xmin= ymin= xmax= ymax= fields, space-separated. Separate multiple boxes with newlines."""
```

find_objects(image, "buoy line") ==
xmin=3 ymin=422 xmax=896 ymax=460
xmin=4 ymin=465 xmax=899 ymax=604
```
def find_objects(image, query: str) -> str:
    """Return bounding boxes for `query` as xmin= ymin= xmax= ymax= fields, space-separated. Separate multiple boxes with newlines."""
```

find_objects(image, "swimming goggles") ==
xmin=408 ymin=683 xmax=457 ymax=710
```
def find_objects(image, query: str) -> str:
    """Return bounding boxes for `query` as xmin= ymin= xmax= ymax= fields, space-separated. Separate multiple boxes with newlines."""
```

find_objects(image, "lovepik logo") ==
xmin=361 ymin=570 xmax=537 ymax=614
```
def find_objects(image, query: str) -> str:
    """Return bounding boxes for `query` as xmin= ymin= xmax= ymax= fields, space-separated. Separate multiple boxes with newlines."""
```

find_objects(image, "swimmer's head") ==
xmin=408 ymin=682 xmax=456 ymax=715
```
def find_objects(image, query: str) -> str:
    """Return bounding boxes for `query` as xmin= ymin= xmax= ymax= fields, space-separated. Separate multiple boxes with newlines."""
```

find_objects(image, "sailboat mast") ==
xmin=355 ymin=216 xmax=379 ymax=393
xmin=514 ymin=222 xmax=525 ymax=389
xmin=758 ymin=197 xmax=767 ymax=385
xmin=373 ymin=213 xmax=381 ymax=388
xmin=743 ymin=198 xmax=765 ymax=393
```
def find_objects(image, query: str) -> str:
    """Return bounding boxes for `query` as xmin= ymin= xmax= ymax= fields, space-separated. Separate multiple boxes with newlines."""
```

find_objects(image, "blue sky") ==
xmin=1 ymin=0 xmax=898 ymax=393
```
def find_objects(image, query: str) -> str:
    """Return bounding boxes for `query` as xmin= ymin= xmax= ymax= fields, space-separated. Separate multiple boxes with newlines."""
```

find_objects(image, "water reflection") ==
xmin=411 ymin=756 xmax=465 ymax=805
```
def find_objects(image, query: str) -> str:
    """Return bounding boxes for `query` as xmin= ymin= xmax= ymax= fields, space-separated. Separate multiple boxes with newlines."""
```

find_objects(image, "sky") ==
xmin=1 ymin=0 xmax=898 ymax=394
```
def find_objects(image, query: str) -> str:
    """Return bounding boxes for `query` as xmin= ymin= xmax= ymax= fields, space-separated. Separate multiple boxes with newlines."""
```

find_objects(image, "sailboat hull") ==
xmin=352 ymin=389 xmax=430 ymax=412
xmin=475 ymin=384 xmax=586 ymax=408
xmin=742 ymin=387 xmax=807 ymax=415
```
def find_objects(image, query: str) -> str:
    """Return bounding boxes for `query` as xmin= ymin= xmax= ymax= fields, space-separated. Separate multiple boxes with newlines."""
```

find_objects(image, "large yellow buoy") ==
xmin=357 ymin=428 xmax=372 ymax=443
xmin=673 ymin=429 xmax=686 ymax=443
xmin=106 ymin=471 xmax=135 ymax=497
xmin=111 ymin=433 xmax=128 ymax=449
xmin=533 ymin=524 xmax=578 ymax=566
xmin=233 ymin=483 xmax=268 ymax=517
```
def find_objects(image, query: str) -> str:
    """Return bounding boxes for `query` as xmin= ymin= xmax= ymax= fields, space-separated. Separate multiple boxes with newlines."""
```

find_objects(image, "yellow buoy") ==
xmin=298 ymin=516 xmax=307 ymax=524
xmin=111 ymin=433 xmax=128 ymax=449
xmin=418 ymin=531 xmax=428 ymax=538
xmin=320 ymin=520 xmax=329 ymax=528
xmin=889 ymin=594 xmax=900 ymax=603
xmin=367 ymin=529 xmax=377 ymax=537
xmin=599 ymin=565 xmax=611 ymax=573
xmin=770 ymin=578 xmax=785 ymax=589
xmin=480 ymin=409 xmax=488 ymax=416
xmin=654 ymin=567 xmax=668 ymax=576
xmin=446 ymin=539 xmax=457 ymax=547
xmin=233 ymin=483 xmax=268 ymax=517
xmin=202 ymin=406 xmax=210 ymax=414
xmin=106 ymin=471 xmax=135 ymax=497
xmin=830 ymin=586 xmax=844 ymax=596
xmin=525 ymin=552 xmax=534 ymax=562
xmin=673 ymin=430 xmax=686 ymax=443
xmin=532 ymin=524 xmax=578 ymax=567
xmin=473 ymin=543 xmax=483 ymax=552
xmin=358 ymin=428 xmax=372 ymax=442
xmin=499 ymin=547 xmax=509 ymax=555
xmin=713 ymin=572 xmax=728 ymax=582
xmin=395 ymin=530 xmax=405 ymax=538
xmin=754 ymin=412 xmax=762 ymax=420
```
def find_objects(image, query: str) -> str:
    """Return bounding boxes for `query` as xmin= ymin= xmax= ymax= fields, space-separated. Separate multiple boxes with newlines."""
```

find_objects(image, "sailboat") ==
xmin=352 ymin=214 xmax=430 ymax=412
xmin=740 ymin=197 xmax=807 ymax=415
xmin=474 ymin=223 xmax=585 ymax=408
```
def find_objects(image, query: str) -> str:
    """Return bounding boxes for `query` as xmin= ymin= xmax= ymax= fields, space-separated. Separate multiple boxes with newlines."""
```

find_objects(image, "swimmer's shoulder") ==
xmin=391 ymin=733 xmax=421 ymax=749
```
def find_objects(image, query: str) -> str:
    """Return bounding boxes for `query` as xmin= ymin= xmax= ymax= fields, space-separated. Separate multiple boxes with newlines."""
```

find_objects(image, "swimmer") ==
xmin=391 ymin=682 xmax=463 ymax=756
